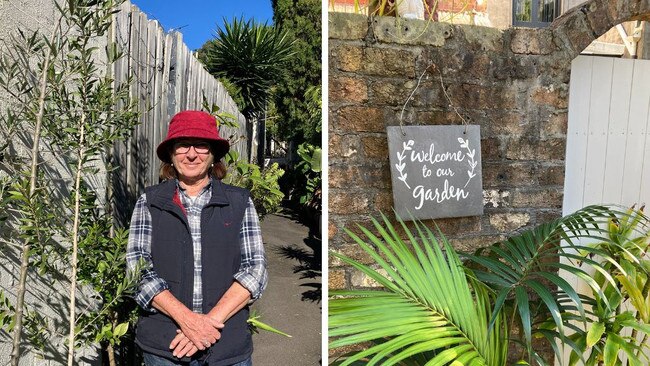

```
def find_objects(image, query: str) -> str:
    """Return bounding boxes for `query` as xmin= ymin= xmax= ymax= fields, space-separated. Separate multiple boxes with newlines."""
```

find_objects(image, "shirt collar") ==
xmin=175 ymin=177 xmax=213 ymax=199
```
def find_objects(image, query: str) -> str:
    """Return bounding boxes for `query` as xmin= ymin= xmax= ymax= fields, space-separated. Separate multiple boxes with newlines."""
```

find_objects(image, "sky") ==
xmin=130 ymin=0 xmax=275 ymax=51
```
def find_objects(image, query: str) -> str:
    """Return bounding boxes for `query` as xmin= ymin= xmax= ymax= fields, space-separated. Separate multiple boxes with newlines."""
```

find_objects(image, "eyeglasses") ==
xmin=173 ymin=141 xmax=211 ymax=154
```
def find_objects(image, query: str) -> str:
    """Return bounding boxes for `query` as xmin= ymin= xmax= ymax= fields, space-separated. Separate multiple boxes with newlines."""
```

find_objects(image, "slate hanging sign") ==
xmin=387 ymin=125 xmax=483 ymax=220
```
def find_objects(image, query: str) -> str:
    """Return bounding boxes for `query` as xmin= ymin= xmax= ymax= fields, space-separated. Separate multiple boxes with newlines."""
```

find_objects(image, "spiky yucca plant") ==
xmin=329 ymin=205 xmax=650 ymax=365
xmin=199 ymin=17 xmax=295 ymax=119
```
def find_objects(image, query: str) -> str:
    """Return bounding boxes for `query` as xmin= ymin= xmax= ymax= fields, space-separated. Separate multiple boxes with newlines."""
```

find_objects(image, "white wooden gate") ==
xmin=560 ymin=55 xmax=650 ymax=364
xmin=564 ymin=55 xmax=650 ymax=212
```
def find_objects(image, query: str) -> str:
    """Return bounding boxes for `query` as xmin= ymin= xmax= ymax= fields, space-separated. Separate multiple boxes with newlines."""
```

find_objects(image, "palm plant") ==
xmin=562 ymin=206 xmax=650 ymax=366
xmin=198 ymin=17 xmax=295 ymax=120
xmin=329 ymin=205 xmax=650 ymax=365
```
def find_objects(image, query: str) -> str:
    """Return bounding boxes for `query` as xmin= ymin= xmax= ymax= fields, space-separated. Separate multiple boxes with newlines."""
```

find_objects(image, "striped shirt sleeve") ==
xmin=126 ymin=193 xmax=169 ymax=312
xmin=233 ymin=197 xmax=268 ymax=301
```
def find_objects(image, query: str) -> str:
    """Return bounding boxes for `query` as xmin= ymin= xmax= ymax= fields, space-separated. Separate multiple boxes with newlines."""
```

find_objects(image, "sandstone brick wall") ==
xmin=328 ymin=0 xmax=650 ymax=291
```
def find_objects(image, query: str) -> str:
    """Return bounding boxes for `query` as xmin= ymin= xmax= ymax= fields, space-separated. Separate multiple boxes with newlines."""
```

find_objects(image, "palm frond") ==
xmin=329 ymin=215 xmax=507 ymax=366
xmin=462 ymin=205 xmax=648 ymax=362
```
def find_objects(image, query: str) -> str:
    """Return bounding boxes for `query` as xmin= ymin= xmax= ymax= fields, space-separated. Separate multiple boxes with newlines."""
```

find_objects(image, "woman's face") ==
xmin=171 ymin=138 xmax=214 ymax=184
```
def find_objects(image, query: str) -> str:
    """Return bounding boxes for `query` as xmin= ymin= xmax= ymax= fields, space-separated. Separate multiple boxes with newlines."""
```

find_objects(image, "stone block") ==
xmin=505 ymin=137 xmax=538 ymax=161
xmin=537 ymin=138 xmax=566 ymax=160
xmin=483 ymin=189 xmax=512 ymax=208
xmin=491 ymin=55 xmax=538 ymax=81
xmin=482 ymin=162 xmax=537 ymax=187
xmin=328 ymin=269 xmax=347 ymax=289
xmin=581 ymin=0 xmax=615 ymax=37
xmin=328 ymin=221 xmax=339 ymax=240
xmin=540 ymin=112 xmax=568 ymax=138
xmin=535 ymin=209 xmax=563 ymax=224
xmin=330 ymin=76 xmax=369 ymax=103
xmin=489 ymin=212 xmax=531 ymax=232
xmin=333 ymin=43 xmax=364 ymax=73
xmin=335 ymin=106 xmax=385 ymax=133
xmin=463 ymin=53 xmax=495 ymax=80
xmin=328 ymin=13 xmax=369 ymax=40
xmin=483 ymin=112 xmax=531 ymax=137
xmin=342 ymin=219 xmax=382 ymax=242
xmin=373 ymin=191 xmax=394 ymax=212
xmin=371 ymin=79 xmax=416 ymax=106
xmin=551 ymin=9 xmax=596 ymax=56
xmin=606 ymin=0 xmax=650 ymax=25
xmin=329 ymin=164 xmax=362 ymax=189
xmin=530 ymin=84 xmax=569 ymax=109
xmin=462 ymin=25 xmax=505 ymax=53
xmin=447 ymin=83 xmax=517 ymax=110
xmin=328 ymin=133 xmax=362 ymax=161
xmin=384 ymin=107 xmax=418 ymax=125
xmin=361 ymin=47 xmax=419 ymax=77
xmin=351 ymin=267 xmax=387 ymax=288
xmin=329 ymin=239 xmax=377 ymax=267
xmin=510 ymin=28 xmax=555 ymax=55
xmin=411 ymin=80 xmax=451 ymax=108
xmin=330 ymin=190 xmax=370 ymax=215
xmin=449 ymin=234 xmax=506 ymax=252
xmin=481 ymin=137 xmax=504 ymax=160
xmin=371 ymin=16 xmax=452 ymax=46
xmin=511 ymin=188 xmax=563 ymax=208
xmin=416 ymin=110 xmax=466 ymax=125
xmin=361 ymin=135 xmax=388 ymax=159
xmin=430 ymin=215 xmax=482 ymax=237
xmin=329 ymin=163 xmax=392 ymax=190
xmin=538 ymin=164 xmax=565 ymax=186
xmin=331 ymin=42 xmax=420 ymax=77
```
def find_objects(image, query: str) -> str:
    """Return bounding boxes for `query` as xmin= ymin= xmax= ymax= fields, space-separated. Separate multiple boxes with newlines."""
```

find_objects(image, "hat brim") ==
xmin=156 ymin=138 xmax=230 ymax=163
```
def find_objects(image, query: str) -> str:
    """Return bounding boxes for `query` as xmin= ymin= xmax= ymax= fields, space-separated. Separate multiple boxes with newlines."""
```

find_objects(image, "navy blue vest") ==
xmin=135 ymin=179 xmax=252 ymax=365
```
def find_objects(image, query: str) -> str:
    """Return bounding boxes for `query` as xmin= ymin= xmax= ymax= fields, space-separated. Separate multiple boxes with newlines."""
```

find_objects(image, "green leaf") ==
xmin=113 ymin=322 xmax=128 ymax=338
xmin=586 ymin=322 xmax=605 ymax=347
xmin=247 ymin=316 xmax=291 ymax=337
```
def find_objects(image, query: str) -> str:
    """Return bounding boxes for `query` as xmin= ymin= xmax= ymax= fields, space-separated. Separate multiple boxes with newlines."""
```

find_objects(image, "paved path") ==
xmin=251 ymin=211 xmax=322 ymax=366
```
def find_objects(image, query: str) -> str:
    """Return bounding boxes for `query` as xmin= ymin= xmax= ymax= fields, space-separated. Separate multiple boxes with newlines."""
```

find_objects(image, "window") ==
xmin=513 ymin=0 xmax=561 ymax=27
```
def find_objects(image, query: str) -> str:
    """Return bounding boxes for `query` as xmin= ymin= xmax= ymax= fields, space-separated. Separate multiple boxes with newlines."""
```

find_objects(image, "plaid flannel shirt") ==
xmin=126 ymin=180 xmax=268 ymax=313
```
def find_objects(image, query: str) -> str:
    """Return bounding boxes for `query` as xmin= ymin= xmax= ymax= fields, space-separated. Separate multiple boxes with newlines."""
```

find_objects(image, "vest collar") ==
xmin=149 ymin=177 xmax=230 ymax=212
xmin=208 ymin=179 xmax=230 ymax=206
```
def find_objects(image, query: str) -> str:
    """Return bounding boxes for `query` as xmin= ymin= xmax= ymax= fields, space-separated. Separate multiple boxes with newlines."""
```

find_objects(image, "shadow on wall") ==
xmin=0 ymin=240 xmax=101 ymax=365
xmin=0 ymin=131 xmax=107 ymax=365
xmin=112 ymin=133 xmax=153 ymax=227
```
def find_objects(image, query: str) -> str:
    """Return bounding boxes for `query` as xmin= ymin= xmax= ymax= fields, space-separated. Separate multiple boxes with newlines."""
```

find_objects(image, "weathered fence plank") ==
xmin=111 ymin=0 xmax=250 ymax=223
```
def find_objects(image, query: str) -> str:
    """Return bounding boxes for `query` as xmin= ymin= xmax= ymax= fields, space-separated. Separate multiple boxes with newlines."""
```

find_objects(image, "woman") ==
xmin=127 ymin=110 xmax=267 ymax=366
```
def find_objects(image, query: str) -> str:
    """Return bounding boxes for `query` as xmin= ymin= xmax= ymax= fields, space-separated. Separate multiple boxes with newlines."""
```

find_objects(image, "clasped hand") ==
xmin=170 ymin=312 xmax=224 ymax=358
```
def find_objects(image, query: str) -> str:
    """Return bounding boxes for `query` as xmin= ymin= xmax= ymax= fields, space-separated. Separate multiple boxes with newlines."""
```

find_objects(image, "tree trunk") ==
xmin=107 ymin=342 xmax=116 ymax=366
xmin=67 ymin=115 xmax=86 ymax=366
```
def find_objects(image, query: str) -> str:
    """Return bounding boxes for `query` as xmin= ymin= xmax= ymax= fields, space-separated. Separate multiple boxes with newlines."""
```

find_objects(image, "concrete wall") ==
xmin=328 ymin=0 xmax=650 ymax=287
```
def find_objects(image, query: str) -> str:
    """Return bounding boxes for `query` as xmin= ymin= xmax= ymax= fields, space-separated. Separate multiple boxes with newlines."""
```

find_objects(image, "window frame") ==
xmin=512 ymin=0 xmax=561 ymax=28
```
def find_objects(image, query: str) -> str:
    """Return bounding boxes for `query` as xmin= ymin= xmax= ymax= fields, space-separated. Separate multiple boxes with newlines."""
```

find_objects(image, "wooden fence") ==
xmin=109 ymin=1 xmax=251 ymax=223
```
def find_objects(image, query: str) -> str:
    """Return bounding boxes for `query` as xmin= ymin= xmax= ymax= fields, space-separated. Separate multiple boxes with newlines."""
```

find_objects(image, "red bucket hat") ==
xmin=156 ymin=110 xmax=230 ymax=163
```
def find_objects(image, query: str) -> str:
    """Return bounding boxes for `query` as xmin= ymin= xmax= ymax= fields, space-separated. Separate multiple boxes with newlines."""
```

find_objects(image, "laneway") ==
xmin=252 ymin=211 xmax=322 ymax=365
